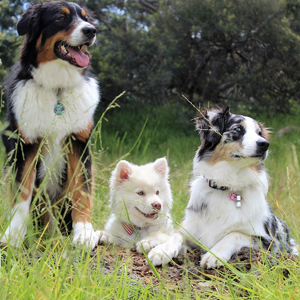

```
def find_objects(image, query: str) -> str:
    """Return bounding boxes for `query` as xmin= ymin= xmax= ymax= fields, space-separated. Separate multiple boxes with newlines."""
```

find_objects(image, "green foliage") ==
xmin=86 ymin=0 xmax=300 ymax=112
xmin=2 ymin=0 xmax=300 ymax=112
xmin=0 ymin=0 xmax=25 ymax=83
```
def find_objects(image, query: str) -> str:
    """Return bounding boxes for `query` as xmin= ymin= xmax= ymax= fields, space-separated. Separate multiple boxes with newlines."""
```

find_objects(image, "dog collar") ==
xmin=121 ymin=222 xmax=140 ymax=235
xmin=206 ymin=179 xmax=229 ymax=191
xmin=206 ymin=179 xmax=242 ymax=208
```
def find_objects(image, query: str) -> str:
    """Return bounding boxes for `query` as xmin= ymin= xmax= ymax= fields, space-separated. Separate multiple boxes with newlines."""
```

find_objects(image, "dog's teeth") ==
xmin=61 ymin=45 xmax=67 ymax=54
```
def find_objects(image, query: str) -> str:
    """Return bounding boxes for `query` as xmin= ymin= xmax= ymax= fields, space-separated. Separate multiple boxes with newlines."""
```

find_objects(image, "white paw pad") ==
xmin=99 ymin=230 xmax=115 ymax=244
xmin=200 ymin=252 xmax=225 ymax=269
xmin=72 ymin=222 xmax=100 ymax=250
xmin=148 ymin=244 xmax=178 ymax=266
xmin=136 ymin=239 xmax=159 ymax=253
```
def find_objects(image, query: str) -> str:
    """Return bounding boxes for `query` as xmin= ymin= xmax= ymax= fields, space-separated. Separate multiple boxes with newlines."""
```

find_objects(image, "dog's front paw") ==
xmin=200 ymin=251 xmax=225 ymax=269
xmin=72 ymin=222 xmax=100 ymax=250
xmin=148 ymin=243 xmax=177 ymax=266
xmin=99 ymin=230 xmax=115 ymax=245
xmin=136 ymin=239 xmax=159 ymax=253
xmin=1 ymin=225 xmax=27 ymax=248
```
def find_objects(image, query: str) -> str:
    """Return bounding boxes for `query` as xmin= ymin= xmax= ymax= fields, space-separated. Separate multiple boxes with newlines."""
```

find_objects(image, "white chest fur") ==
xmin=12 ymin=60 xmax=100 ymax=144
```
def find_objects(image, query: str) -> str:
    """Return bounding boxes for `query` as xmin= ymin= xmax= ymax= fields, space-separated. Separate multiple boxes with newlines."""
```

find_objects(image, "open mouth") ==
xmin=135 ymin=207 xmax=159 ymax=219
xmin=54 ymin=41 xmax=90 ymax=68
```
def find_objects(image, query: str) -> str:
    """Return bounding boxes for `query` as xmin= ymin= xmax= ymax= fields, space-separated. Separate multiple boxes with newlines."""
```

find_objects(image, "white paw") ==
xmin=200 ymin=251 xmax=225 ymax=269
xmin=99 ymin=230 xmax=115 ymax=244
xmin=136 ymin=239 xmax=159 ymax=253
xmin=148 ymin=243 xmax=178 ymax=266
xmin=72 ymin=222 xmax=100 ymax=250
xmin=1 ymin=225 xmax=27 ymax=248
xmin=1 ymin=201 xmax=30 ymax=247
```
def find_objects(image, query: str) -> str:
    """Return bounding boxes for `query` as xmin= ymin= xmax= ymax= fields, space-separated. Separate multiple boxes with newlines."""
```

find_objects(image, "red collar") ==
xmin=121 ymin=222 xmax=135 ymax=235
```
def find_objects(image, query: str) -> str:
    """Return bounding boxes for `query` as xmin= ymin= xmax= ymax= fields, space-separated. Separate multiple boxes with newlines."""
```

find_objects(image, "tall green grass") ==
xmin=0 ymin=100 xmax=300 ymax=299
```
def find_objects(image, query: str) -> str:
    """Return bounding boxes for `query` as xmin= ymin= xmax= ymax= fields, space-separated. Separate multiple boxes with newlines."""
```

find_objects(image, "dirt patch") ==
xmin=90 ymin=246 xmax=298 ymax=286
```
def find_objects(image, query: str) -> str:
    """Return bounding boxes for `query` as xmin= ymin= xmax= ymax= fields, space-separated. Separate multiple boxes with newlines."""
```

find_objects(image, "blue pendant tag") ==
xmin=54 ymin=103 xmax=65 ymax=115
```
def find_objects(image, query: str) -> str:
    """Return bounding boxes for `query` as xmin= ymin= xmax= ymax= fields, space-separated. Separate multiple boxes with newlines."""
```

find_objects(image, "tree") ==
xmin=86 ymin=0 xmax=300 ymax=112
xmin=0 ymin=0 xmax=25 ymax=84
xmin=151 ymin=0 xmax=300 ymax=112
xmin=3 ymin=0 xmax=300 ymax=113
xmin=79 ymin=0 xmax=168 ymax=105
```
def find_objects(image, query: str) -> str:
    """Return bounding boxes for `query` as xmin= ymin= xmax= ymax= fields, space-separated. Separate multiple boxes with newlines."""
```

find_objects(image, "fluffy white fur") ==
xmin=99 ymin=157 xmax=182 ymax=266
xmin=14 ymin=61 xmax=99 ymax=143
xmin=155 ymin=110 xmax=298 ymax=268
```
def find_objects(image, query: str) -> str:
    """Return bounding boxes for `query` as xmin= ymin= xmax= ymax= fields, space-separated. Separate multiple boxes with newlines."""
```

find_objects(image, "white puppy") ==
xmin=99 ymin=157 xmax=182 ymax=266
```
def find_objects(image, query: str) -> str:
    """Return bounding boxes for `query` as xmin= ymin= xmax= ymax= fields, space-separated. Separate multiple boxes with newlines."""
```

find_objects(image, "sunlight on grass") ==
xmin=0 ymin=99 xmax=299 ymax=299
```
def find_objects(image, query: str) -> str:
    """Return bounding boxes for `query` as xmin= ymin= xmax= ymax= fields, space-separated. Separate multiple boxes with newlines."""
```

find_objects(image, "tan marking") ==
xmin=241 ymin=121 xmax=247 ymax=129
xmin=18 ymin=146 xmax=38 ymax=201
xmin=74 ymin=121 xmax=93 ymax=142
xmin=81 ymin=9 xmax=86 ymax=18
xmin=61 ymin=7 xmax=70 ymax=15
xmin=207 ymin=142 xmax=241 ymax=165
xmin=250 ymin=164 xmax=262 ymax=173
xmin=65 ymin=145 xmax=92 ymax=223
xmin=36 ymin=28 xmax=76 ymax=65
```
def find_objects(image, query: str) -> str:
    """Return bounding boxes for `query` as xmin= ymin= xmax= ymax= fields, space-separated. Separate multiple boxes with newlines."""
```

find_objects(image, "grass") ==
xmin=0 ymin=99 xmax=300 ymax=299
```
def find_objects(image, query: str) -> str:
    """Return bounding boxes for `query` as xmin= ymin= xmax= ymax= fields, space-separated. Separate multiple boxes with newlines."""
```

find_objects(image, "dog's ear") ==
xmin=212 ymin=106 xmax=231 ymax=136
xmin=116 ymin=160 xmax=133 ymax=182
xmin=259 ymin=122 xmax=271 ymax=141
xmin=196 ymin=106 xmax=231 ymax=146
xmin=195 ymin=108 xmax=210 ymax=132
xmin=153 ymin=157 xmax=169 ymax=177
xmin=17 ymin=5 xmax=35 ymax=36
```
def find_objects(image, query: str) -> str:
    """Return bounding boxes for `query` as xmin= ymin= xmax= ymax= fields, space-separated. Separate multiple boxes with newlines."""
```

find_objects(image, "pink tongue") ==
xmin=66 ymin=46 xmax=89 ymax=67
xmin=145 ymin=213 xmax=158 ymax=219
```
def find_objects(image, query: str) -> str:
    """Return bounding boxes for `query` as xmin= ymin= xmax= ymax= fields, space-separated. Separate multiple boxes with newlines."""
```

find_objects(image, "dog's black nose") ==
xmin=82 ymin=26 xmax=96 ymax=39
xmin=256 ymin=140 xmax=269 ymax=152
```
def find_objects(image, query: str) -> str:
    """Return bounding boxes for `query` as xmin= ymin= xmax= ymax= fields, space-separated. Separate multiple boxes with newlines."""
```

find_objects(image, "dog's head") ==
xmin=110 ymin=158 xmax=172 ymax=226
xmin=17 ymin=1 xmax=96 ymax=68
xmin=195 ymin=107 xmax=270 ymax=165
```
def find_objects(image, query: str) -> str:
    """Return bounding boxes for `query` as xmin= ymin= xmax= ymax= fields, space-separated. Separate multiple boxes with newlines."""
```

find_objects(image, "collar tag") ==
xmin=121 ymin=222 xmax=135 ymax=235
xmin=229 ymin=192 xmax=242 ymax=208
xmin=54 ymin=103 xmax=65 ymax=115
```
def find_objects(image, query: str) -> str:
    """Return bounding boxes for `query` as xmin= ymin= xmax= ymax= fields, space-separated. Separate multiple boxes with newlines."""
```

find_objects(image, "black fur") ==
xmin=1 ymin=1 xmax=99 ymax=244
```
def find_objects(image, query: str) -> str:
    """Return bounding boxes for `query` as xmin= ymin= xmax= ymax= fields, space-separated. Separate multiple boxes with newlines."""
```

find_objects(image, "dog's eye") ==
xmin=137 ymin=191 xmax=144 ymax=196
xmin=58 ymin=15 xmax=66 ymax=22
xmin=258 ymin=131 xmax=262 ymax=136
xmin=156 ymin=191 xmax=159 ymax=195
xmin=234 ymin=126 xmax=242 ymax=132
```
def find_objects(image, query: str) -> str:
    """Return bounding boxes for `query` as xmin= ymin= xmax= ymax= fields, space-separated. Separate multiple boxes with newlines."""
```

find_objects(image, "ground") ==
xmin=91 ymin=245 xmax=296 ymax=287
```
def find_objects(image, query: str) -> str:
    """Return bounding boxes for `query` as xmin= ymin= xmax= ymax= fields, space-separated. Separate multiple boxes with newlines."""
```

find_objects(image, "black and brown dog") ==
xmin=1 ymin=1 xmax=101 ymax=249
